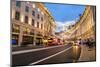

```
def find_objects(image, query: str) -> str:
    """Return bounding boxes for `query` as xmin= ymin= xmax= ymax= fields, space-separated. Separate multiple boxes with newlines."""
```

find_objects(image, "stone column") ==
xmin=18 ymin=26 xmax=23 ymax=46
xmin=33 ymin=30 xmax=36 ymax=46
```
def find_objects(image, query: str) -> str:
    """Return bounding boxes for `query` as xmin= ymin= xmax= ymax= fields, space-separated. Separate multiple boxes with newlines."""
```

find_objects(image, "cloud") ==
xmin=56 ymin=20 xmax=76 ymax=26
xmin=55 ymin=20 xmax=76 ymax=32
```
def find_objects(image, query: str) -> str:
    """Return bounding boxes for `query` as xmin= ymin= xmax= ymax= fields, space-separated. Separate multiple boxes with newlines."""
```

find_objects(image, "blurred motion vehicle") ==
xmin=57 ymin=39 xmax=63 ymax=45
xmin=47 ymin=38 xmax=63 ymax=46
xmin=67 ymin=41 xmax=74 ymax=45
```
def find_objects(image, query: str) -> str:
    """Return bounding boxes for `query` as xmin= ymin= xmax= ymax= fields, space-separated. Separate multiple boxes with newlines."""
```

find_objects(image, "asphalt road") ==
xmin=12 ymin=44 xmax=81 ymax=66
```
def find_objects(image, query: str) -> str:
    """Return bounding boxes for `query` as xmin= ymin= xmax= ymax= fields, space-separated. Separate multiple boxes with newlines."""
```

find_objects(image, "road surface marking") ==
xmin=29 ymin=46 xmax=72 ymax=65
xmin=12 ymin=45 xmax=67 ymax=55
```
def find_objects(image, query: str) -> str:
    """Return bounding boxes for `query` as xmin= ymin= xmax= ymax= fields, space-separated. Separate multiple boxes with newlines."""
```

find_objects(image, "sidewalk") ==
xmin=12 ymin=45 xmax=45 ymax=51
xmin=78 ymin=45 xmax=96 ymax=62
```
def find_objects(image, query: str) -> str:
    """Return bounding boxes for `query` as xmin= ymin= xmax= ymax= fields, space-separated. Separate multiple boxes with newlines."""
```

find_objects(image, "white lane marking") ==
xmin=29 ymin=46 xmax=72 ymax=65
xmin=12 ymin=45 xmax=66 ymax=55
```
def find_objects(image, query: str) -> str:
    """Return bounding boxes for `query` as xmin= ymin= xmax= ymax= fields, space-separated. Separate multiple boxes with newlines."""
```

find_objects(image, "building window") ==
xmin=23 ymin=28 xmax=30 ymax=34
xmin=41 ymin=24 xmax=43 ymax=29
xmin=37 ymin=22 xmax=39 ymax=28
xmin=37 ymin=14 xmax=40 ymax=19
xmin=32 ymin=4 xmax=35 ymax=8
xmin=12 ymin=24 xmax=20 ymax=33
xmin=41 ymin=17 xmax=43 ymax=21
xmin=25 ymin=16 xmax=28 ymax=24
xmin=15 ymin=11 xmax=20 ymax=20
xmin=32 ymin=11 xmax=35 ymax=16
xmin=32 ymin=19 xmax=34 ymax=26
xmin=25 ymin=6 xmax=29 ymax=12
xmin=16 ymin=1 xmax=21 ymax=7
xmin=30 ymin=29 xmax=34 ymax=35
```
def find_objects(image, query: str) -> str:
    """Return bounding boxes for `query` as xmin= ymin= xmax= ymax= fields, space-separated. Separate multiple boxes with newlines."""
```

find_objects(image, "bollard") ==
xmin=72 ymin=44 xmax=81 ymax=62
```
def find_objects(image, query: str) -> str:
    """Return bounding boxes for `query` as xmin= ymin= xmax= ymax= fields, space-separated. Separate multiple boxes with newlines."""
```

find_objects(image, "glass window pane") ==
xmin=25 ymin=16 xmax=28 ymax=24
xmin=15 ymin=11 xmax=20 ymax=20
xmin=16 ymin=1 xmax=21 ymax=7
xmin=25 ymin=6 xmax=29 ymax=12
xmin=32 ymin=11 xmax=35 ymax=16
xmin=32 ymin=19 xmax=34 ymax=26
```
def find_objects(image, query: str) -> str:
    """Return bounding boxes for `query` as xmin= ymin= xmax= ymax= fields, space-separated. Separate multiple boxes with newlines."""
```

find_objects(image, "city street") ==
xmin=11 ymin=1 xmax=96 ymax=66
xmin=12 ymin=44 xmax=78 ymax=66
xmin=12 ymin=44 xmax=96 ymax=66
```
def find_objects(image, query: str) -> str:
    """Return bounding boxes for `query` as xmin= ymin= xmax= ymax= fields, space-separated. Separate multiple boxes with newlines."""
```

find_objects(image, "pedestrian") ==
xmin=77 ymin=39 xmax=81 ymax=45
xmin=87 ymin=39 xmax=91 ymax=48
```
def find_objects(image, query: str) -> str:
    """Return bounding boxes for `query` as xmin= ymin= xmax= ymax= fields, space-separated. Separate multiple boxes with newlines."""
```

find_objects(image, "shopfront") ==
xmin=12 ymin=24 xmax=20 ymax=45
xmin=12 ymin=34 xmax=19 ymax=45
xmin=36 ymin=33 xmax=43 ymax=46
xmin=22 ymin=35 xmax=33 ymax=45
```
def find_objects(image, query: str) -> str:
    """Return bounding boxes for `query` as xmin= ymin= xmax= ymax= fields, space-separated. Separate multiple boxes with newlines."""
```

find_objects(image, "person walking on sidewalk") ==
xmin=77 ymin=39 xmax=81 ymax=46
